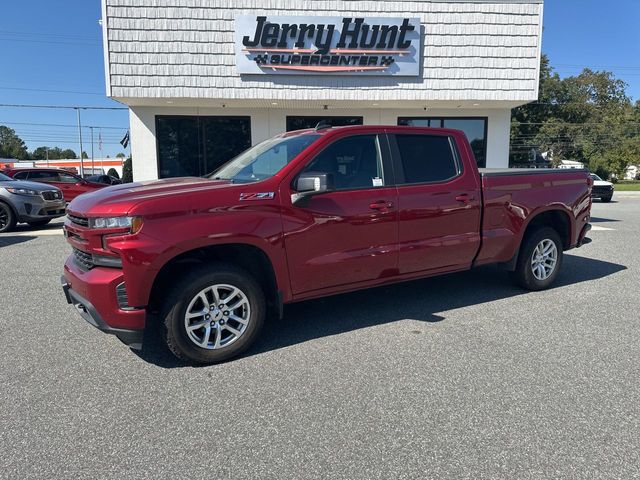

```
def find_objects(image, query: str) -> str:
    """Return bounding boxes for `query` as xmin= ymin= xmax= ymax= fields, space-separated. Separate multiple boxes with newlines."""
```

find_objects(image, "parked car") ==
xmin=61 ymin=125 xmax=593 ymax=364
xmin=1 ymin=168 xmax=106 ymax=202
xmin=86 ymin=174 xmax=122 ymax=186
xmin=0 ymin=172 xmax=66 ymax=233
xmin=589 ymin=173 xmax=614 ymax=202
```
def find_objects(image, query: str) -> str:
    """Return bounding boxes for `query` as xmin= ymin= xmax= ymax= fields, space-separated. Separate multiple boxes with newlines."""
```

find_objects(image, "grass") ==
xmin=614 ymin=181 xmax=640 ymax=191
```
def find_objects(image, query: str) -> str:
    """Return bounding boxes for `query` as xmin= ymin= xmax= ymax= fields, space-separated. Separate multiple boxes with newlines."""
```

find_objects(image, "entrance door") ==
xmin=156 ymin=116 xmax=251 ymax=178
xmin=282 ymin=133 xmax=398 ymax=295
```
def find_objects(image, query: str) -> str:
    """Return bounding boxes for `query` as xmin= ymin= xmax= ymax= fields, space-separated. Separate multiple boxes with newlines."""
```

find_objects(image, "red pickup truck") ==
xmin=61 ymin=126 xmax=593 ymax=364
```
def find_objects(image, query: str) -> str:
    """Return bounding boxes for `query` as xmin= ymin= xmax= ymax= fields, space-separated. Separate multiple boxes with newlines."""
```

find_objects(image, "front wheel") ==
xmin=601 ymin=195 xmax=613 ymax=203
xmin=510 ymin=227 xmax=563 ymax=291
xmin=160 ymin=263 xmax=266 ymax=364
xmin=0 ymin=202 xmax=16 ymax=233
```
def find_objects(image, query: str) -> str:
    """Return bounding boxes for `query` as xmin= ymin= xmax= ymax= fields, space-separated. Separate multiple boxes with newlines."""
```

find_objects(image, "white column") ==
xmin=129 ymin=107 xmax=159 ymax=181
xmin=485 ymin=109 xmax=511 ymax=168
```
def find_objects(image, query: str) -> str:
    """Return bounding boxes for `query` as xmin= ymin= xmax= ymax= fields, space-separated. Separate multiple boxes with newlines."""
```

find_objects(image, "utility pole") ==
xmin=89 ymin=126 xmax=95 ymax=174
xmin=76 ymin=108 xmax=85 ymax=177
xmin=45 ymin=147 xmax=49 ymax=168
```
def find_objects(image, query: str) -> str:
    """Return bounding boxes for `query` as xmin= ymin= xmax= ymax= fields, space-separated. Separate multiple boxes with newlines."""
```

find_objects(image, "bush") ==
xmin=107 ymin=168 xmax=120 ymax=179
xmin=122 ymin=157 xmax=133 ymax=183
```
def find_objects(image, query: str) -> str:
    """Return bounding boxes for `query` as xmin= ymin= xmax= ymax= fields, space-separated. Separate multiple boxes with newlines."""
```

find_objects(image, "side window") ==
xmin=27 ymin=170 xmax=59 ymax=182
xmin=301 ymin=135 xmax=384 ymax=191
xmin=57 ymin=172 xmax=79 ymax=183
xmin=13 ymin=171 xmax=29 ymax=180
xmin=395 ymin=135 xmax=459 ymax=184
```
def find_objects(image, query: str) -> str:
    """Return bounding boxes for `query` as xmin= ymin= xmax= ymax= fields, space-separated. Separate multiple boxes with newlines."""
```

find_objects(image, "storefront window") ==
xmin=286 ymin=116 xmax=363 ymax=131
xmin=398 ymin=117 xmax=487 ymax=168
xmin=156 ymin=116 xmax=251 ymax=178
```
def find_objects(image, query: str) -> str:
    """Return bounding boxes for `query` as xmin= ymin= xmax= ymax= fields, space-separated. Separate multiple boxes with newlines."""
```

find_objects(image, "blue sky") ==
xmin=1 ymin=0 xmax=639 ymax=157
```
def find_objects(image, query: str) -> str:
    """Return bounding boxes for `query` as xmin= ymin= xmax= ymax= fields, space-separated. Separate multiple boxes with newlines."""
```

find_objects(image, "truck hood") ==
xmin=67 ymin=176 xmax=236 ymax=216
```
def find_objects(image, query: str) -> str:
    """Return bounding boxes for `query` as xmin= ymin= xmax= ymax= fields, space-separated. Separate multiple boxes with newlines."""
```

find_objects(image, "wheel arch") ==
xmin=503 ymin=207 xmax=573 ymax=271
xmin=146 ymin=242 xmax=282 ymax=318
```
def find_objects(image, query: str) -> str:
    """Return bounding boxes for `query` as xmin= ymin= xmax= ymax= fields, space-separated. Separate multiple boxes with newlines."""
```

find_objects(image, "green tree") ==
xmin=107 ymin=168 xmax=120 ymax=179
xmin=122 ymin=157 xmax=133 ymax=183
xmin=116 ymin=152 xmax=126 ymax=158
xmin=82 ymin=151 xmax=89 ymax=159
xmin=31 ymin=146 xmax=51 ymax=160
xmin=0 ymin=126 xmax=29 ymax=159
xmin=60 ymin=149 xmax=77 ymax=159
xmin=510 ymin=57 xmax=639 ymax=173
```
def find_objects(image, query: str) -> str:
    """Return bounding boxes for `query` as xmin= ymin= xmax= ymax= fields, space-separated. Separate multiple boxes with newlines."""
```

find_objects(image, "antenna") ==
xmin=315 ymin=120 xmax=332 ymax=130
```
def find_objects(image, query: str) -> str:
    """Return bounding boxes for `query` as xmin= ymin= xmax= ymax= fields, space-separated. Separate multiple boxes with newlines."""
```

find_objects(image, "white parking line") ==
xmin=590 ymin=225 xmax=615 ymax=231
xmin=5 ymin=229 xmax=64 ymax=237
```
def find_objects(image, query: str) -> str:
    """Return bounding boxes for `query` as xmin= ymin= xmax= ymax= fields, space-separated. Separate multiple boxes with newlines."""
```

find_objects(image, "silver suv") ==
xmin=0 ymin=172 xmax=66 ymax=233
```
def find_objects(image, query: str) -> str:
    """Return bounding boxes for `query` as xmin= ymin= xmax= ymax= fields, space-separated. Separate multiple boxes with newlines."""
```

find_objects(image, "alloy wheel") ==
xmin=530 ymin=239 xmax=558 ymax=281
xmin=184 ymin=284 xmax=251 ymax=350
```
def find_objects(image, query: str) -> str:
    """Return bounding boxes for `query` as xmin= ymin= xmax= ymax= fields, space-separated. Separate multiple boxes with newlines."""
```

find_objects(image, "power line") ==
xmin=0 ymin=121 xmax=127 ymax=130
xmin=0 ymin=86 xmax=104 ymax=96
xmin=0 ymin=103 xmax=127 ymax=110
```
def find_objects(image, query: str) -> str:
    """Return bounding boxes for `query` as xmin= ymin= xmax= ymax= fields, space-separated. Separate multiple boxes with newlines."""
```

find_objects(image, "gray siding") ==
xmin=104 ymin=0 xmax=543 ymax=102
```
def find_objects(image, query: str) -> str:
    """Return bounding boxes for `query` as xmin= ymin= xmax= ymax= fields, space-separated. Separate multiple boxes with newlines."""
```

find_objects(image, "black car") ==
xmin=86 ymin=174 xmax=122 ymax=186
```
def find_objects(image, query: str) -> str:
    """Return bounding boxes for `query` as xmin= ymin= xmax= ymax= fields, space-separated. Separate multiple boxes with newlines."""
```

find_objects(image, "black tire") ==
xmin=601 ymin=195 xmax=613 ymax=203
xmin=160 ymin=263 xmax=266 ymax=364
xmin=26 ymin=219 xmax=52 ymax=228
xmin=0 ymin=202 xmax=17 ymax=233
xmin=509 ymin=226 xmax=563 ymax=291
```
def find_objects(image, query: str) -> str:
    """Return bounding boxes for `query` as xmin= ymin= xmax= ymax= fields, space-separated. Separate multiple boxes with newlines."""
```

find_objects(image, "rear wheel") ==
xmin=510 ymin=227 xmax=563 ymax=291
xmin=26 ymin=219 xmax=52 ymax=228
xmin=160 ymin=263 xmax=266 ymax=364
xmin=0 ymin=202 xmax=16 ymax=233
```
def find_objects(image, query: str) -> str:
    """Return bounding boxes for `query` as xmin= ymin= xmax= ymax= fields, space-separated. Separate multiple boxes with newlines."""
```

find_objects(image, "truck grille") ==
xmin=41 ymin=190 xmax=62 ymax=201
xmin=592 ymin=186 xmax=613 ymax=196
xmin=68 ymin=214 xmax=89 ymax=227
xmin=73 ymin=248 xmax=94 ymax=271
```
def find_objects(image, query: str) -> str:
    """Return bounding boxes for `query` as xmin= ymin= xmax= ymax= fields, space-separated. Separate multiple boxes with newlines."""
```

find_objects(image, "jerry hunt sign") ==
xmin=235 ymin=16 xmax=421 ymax=76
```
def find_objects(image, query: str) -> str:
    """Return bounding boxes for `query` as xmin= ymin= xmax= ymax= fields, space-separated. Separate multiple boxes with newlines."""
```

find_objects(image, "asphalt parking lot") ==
xmin=1 ymin=194 xmax=639 ymax=479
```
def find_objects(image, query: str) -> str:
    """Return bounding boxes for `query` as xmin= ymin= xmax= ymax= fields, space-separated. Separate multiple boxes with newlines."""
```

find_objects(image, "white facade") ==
xmin=101 ymin=0 xmax=544 ymax=180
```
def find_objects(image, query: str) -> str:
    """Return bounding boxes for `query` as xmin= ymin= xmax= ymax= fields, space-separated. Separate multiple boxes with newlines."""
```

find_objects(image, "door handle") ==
xmin=369 ymin=200 xmax=394 ymax=211
xmin=455 ymin=194 xmax=473 ymax=204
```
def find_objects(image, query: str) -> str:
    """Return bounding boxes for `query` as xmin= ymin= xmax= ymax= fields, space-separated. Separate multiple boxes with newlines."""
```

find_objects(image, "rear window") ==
xmin=395 ymin=135 xmax=459 ymax=184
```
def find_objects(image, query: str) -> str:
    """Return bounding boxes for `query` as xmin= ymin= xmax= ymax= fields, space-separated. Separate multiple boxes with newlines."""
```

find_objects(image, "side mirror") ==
xmin=292 ymin=172 xmax=335 ymax=204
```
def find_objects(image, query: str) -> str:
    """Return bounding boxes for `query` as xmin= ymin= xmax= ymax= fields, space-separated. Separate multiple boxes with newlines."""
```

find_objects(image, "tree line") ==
xmin=0 ymin=125 xmax=126 ymax=161
xmin=511 ymin=55 xmax=640 ymax=179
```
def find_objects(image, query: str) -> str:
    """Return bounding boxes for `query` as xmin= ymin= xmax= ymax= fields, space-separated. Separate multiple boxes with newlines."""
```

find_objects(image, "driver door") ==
xmin=281 ymin=133 xmax=399 ymax=296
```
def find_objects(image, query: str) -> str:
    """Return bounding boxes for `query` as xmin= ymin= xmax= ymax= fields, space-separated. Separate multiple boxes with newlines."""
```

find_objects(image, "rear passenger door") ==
xmin=389 ymin=133 xmax=482 ymax=275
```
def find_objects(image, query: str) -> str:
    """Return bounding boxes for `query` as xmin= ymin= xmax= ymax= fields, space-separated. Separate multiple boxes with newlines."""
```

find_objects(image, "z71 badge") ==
xmin=240 ymin=192 xmax=275 ymax=201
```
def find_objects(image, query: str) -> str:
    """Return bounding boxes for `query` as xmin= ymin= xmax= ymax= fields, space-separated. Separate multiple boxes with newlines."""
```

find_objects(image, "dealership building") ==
xmin=101 ymin=0 xmax=544 ymax=180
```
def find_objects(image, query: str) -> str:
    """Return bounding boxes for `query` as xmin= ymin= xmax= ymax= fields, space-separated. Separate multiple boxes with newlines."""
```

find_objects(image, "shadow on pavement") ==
xmin=590 ymin=217 xmax=620 ymax=223
xmin=0 ymin=236 xmax=37 ymax=247
xmin=135 ymin=254 xmax=626 ymax=368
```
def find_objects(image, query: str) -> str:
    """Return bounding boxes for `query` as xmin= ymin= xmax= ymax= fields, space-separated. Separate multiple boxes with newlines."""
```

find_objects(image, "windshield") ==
xmin=209 ymin=133 xmax=321 ymax=183
xmin=0 ymin=173 xmax=15 ymax=181
xmin=590 ymin=173 xmax=603 ymax=181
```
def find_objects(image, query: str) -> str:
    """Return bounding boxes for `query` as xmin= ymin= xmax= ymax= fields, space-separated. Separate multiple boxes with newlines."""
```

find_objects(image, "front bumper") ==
xmin=13 ymin=196 xmax=66 ymax=223
xmin=62 ymin=256 xmax=146 ymax=349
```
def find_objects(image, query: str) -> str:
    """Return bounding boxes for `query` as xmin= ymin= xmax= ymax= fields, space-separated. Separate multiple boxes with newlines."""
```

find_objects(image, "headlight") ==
xmin=6 ymin=187 xmax=39 ymax=196
xmin=89 ymin=216 xmax=143 ymax=233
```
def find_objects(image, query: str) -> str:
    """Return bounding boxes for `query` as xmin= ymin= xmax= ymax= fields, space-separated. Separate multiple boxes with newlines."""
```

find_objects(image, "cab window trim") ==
xmin=293 ymin=133 xmax=395 ymax=193
xmin=388 ymin=133 xmax=463 ymax=187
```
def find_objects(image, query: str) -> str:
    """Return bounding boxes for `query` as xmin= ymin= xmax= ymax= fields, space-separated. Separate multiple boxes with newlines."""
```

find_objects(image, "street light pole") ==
xmin=90 ymin=126 xmax=95 ymax=174
xmin=76 ymin=108 xmax=85 ymax=177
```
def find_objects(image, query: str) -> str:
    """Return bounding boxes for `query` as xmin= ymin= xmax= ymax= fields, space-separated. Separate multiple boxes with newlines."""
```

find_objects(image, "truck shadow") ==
xmin=0 ymin=236 xmax=37 ymax=247
xmin=136 ymin=253 xmax=626 ymax=368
